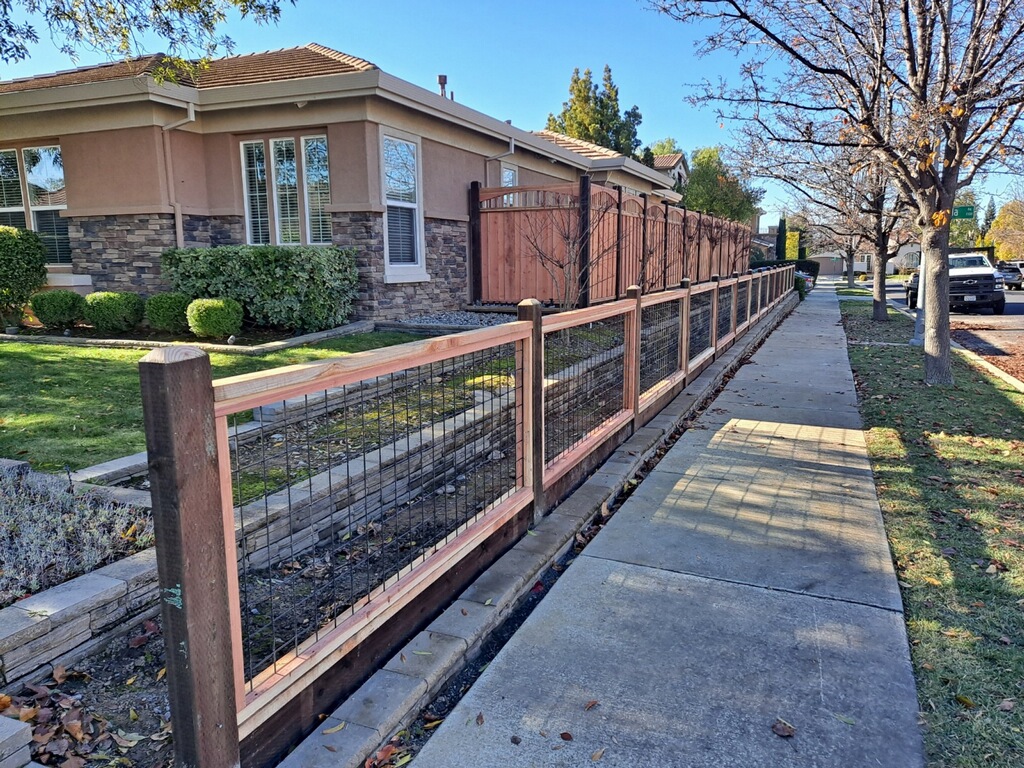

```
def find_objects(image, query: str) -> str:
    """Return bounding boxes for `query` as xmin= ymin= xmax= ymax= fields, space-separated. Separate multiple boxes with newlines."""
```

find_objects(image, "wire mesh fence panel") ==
xmin=543 ymin=315 xmax=626 ymax=464
xmin=688 ymin=290 xmax=714 ymax=362
xmin=224 ymin=343 xmax=521 ymax=688
xmin=761 ymin=274 xmax=770 ymax=310
xmin=639 ymin=300 xmax=681 ymax=396
xmin=736 ymin=281 xmax=750 ymax=327
xmin=717 ymin=285 xmax=734 ymax=340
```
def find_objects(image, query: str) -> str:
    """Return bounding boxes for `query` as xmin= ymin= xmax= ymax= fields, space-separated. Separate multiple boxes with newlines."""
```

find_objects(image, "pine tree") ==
xmin=981 ymin=197 xmax=997 ymax=237
xmin=546 ymin=65 xmax=643 ymax=158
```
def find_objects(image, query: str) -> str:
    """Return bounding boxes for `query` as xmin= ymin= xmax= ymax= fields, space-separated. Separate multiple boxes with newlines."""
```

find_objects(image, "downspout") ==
xmin=485 ymin=137 xmax=515 ymax=186
xmin=161 ymin=102 xmax=196 ymax=248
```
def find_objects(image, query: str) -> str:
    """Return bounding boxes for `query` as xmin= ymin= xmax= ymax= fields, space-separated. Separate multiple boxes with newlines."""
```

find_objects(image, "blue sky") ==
xmin=5 ymin=0 xmax=1017 ymax=225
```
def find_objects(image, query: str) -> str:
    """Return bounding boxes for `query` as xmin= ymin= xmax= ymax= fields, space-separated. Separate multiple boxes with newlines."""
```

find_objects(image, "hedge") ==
xmin=186 ymin=298 xmax=243 ymax=338
xmin=145 ymin=292 xmax=191 ymax=334
xmin=83 ymin=292 xmax=145 ymax=333
xmin=0 ymin=226 xmax=47 ymax=324
xmin=162 ymin=245 xmax=359 ymax=332
xmin=749 ymin=258 xmax=821 ymax=278
xmin=31 ymin=290 xmax=85 ymax=328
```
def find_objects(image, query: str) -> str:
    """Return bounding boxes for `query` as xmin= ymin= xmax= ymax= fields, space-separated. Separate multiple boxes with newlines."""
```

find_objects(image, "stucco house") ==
xmin=653 ymin=152 xmax=689 ymax=189
xmin=0 ymin=45 xmax=678 ymax=319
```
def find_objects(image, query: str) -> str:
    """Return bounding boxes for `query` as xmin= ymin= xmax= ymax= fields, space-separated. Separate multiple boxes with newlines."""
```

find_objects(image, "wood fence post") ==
xmin=681 ymin=210 xmax=689 ymax=287
xmin=639 ymin=194 xmax=649 ymax=291
xmin=625 ymin=285 xmax=642 ymax=426
xmin=139 ymin=347 xmax=241 ymax=768
xmin=710 ymin=275 xmax=721 ymax=356
xmin=615 ymin=185 xmax=624 ymax=299
xmin=578 ymin=175 xmax=592 ymax=308
xmin=662 ymin=200 xmax=670 ymax=291
xmin=679 ymin=278 xmax=691 ymax=377
xmin=518 ymin=299 xmax=545 ymax=521
xmin=469 ymin=181 xmax=483 ymax=304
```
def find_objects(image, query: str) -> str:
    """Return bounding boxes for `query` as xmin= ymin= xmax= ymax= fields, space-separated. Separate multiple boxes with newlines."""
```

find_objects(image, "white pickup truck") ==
xmin=904 ymin=252 xmax=1006 ymax=315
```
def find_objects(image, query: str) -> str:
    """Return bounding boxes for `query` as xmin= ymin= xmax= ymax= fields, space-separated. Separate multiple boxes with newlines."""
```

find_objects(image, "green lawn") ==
xmin=0 ymin=332 xmax=417 ymax=472
xmin=842 ymin=301 xmax=1024 ymax=767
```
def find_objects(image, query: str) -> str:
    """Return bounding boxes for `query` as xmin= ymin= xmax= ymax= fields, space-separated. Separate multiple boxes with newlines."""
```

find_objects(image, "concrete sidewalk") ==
xmin=411 ymin=288 xmax=924 ymax=767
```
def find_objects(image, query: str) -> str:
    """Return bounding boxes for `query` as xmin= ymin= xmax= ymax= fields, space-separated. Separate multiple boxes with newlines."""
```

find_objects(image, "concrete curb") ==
xmin=277 ymin=293 xmax=800 ymax=768
xmin=0 ymin=320 xmax=375 ymax=356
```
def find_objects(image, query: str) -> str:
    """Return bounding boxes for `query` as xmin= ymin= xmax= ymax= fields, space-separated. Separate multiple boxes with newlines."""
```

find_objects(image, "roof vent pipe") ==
xmin=438 ymin=74 xmax=447 ymax=97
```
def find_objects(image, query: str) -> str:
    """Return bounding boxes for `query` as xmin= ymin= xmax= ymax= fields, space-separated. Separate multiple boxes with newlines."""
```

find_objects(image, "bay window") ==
xmin=382 ymin=134 xmax=427 ymax=281
xmin=0 ymin=146 xmax=70 ymax=264
xmin=241 ymin=135 xmax=331 ymax=246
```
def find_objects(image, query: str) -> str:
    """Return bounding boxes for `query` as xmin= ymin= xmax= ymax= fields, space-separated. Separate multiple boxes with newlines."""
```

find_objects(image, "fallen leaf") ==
xmin=539 ymin=729 xmax=548 ymax=737
xmin=771 ymin=718 xmax=796 ymax=738
xmin=484 ymin=598 xmax=493 ymax=606
xmin=324 ymin=745 xmax=337 ymax=753
xmin=19 ymin=706 xmax=38 ymax=722
xmin=423 ymin=719 xmax=444 ymax=730
xmin=460 ymin=608 xmax=469 ymax=616
xmin=322 ymin=721 xmax=346 ymax=735
xmin=476 ymin=712 xmax=485 ymax=726
xmin=52 ymin=665 xmax=68 ymax=684
xmin=530 ymin=581 xmax=545 ymax=594
xmin=156 ymin=667 xmax=166 ymax=682
xmin=374 ymin=744 xmax=397 ymax=762
xmin=833 ymin=713 xmax=856 ymax=725
xmin=0 ymin=695 xmax=10 ymax=710
xmin=511 ymin=735 xmax=522 ymax=745
xmin=526 ymin=529 xmax=538 ymax=536
xmin=400 ymin=653 xmax=407 ymax=663
xmin=129 ymin=709 xmax=138 ymax=722
xmin=924 ymin=577 xmax=942 ymax=586
xmin=63 ymin=757 xmax=86 ymax=768
xmin=394 ymin=755 xmax=412 ymax=767
xmin=413 ymin=651 xmax=432 ymax=656
xmin=999 ymin=699 xmax=1015 ymax=712
xmin=65 ymin=720 xmax=86 ymax=741
xmin=584 ymin=700 xmax=599 ymax=711
xmin=560 ymin=731 xmax=573 ymax=741
xmin=955 ymin=695 xmax=976 ymax=709
xmin=592 ymin=747 xmax=607 ymax=761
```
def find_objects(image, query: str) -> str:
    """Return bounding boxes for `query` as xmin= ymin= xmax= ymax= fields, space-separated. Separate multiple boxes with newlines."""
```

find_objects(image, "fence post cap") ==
xmin=139 ymin=346 xmax=207 ymax=365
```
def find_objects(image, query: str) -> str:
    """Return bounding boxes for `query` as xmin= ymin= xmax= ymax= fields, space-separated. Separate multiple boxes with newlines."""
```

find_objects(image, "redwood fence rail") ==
xmin=469 ymin=176 xmax=754 ymax=308
xmin=139 ymin=264 xmax=794 ymax=768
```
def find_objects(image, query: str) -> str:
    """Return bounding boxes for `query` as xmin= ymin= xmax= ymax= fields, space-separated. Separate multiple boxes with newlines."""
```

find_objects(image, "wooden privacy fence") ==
xmin=138 ymin=264 xmax=794 ymax=768
xmin=469 ymin=176 xmax=755 ymax=308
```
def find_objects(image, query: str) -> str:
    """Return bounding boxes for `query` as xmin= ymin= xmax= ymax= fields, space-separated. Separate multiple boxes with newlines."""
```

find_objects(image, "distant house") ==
xmin=652 ymin=153 xmax=689 ymax=188
xmin=0 ymin=45 xmax=677 ymax=319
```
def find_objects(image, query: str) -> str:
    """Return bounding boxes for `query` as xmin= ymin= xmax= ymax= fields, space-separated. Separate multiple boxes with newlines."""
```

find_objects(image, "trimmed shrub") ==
xmin=145 ymin=292 xmax=192 ymax=334
xmin=31 ymin=289 xmax=86 ymax=328
xmin=187 ymin=297 xmax=243 ymax=338
xmin=83 ymin=291 xmax=145 ymax=333
xmin=163 ymin=245 xmax=359 ymax=332
xmin=0 ymin=226 xmax=47 ymax=324
xmin=795 ymin=274 xmax=808 ymax=301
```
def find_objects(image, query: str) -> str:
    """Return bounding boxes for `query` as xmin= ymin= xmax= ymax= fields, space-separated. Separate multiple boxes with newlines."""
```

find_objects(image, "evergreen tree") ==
xmin=546 ymin=65 xmax=643 ymax=158
xmin=776 ymin=218 xmax=787 ymax=260
xmin=981 ymin=197 xmax=997 ymax=238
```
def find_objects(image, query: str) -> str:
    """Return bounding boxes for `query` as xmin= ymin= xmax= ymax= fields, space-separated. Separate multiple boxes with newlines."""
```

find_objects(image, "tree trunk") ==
xmin=872 ymin=226 xmax=889 ymax=321
xmin=846 ymin=249 xmax=856 ymax=288
xmin=921 ymin=225 xmax=953 ymax=385
xmin=872 ymin=255 xmax=889 ymax=321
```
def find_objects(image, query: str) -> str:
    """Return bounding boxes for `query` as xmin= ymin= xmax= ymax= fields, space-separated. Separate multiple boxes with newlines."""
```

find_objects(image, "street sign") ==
xmin=952 ymin=205 xmax=976 ymax=220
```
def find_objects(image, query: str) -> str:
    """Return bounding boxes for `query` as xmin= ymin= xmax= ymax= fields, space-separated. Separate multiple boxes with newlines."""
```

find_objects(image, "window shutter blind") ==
xmin=387 ymin=206 xmax=417 ymax=265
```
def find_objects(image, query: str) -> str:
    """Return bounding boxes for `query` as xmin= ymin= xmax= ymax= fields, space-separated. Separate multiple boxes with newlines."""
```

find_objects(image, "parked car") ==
xmin=795 ymin=270 xmax=815 ymax=289
xmin=997 ymin=261 xmax=1024 ymax=290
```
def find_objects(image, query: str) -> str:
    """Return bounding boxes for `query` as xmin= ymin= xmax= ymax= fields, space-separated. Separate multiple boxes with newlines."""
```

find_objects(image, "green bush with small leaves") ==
xmin=31 ymin=290 xmax=86 ymax=328
xmin=187 ymin=297 xmax=243 ymax=338
xmin=795 ymin=274 xmax=808 ymax=301
xmin=163 ymin=245 xmax=359 ymax=332
xmin=0 ymin=226 xmax=48 ymax=325
xmin=83 ymin=291 xmax=145 ymax=333
xmin=145 ymin=292 xmax=192 ymax=334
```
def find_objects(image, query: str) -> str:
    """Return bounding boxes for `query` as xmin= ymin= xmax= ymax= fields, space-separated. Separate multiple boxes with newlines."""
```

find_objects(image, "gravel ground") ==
xmin=406 ymin=311 xmax=513 ymax=327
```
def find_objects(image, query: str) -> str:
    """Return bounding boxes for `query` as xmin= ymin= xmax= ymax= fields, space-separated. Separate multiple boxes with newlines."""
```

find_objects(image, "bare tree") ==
xmin=654 ymin=0 xmax=1024 ymax=385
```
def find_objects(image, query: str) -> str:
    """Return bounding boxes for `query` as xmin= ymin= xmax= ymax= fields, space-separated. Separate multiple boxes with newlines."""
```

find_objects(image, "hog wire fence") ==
xmin=139 ymin=265 xmax=794 ymax=768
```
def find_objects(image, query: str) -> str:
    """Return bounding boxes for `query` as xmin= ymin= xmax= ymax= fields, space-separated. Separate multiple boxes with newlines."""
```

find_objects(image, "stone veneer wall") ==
xmin=333 ymin=211 xmax=469 ymax=321
xmin=68 ymin=213 xmax=244 ymax=294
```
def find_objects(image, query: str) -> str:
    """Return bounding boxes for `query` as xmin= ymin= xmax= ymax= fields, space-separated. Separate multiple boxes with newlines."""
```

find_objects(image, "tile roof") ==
xmin=653 ymin=153 xmax=684 ymax=169
xmin=0 ymin=44 xmax=377 ymax=94
xmin=531 ymin=130 xmax=623 ymax=160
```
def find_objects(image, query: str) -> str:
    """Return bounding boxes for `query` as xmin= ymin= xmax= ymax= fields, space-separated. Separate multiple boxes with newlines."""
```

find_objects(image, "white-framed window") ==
xmin=500 ymin=164 xmax=518 ymax=187
xmin=0 ymin=145 xmax=70 ymax=264
xmin=241 ymin=134 xmax=331 ymax=246
xmin=382 ymin=133 xmax=428 ymax=282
